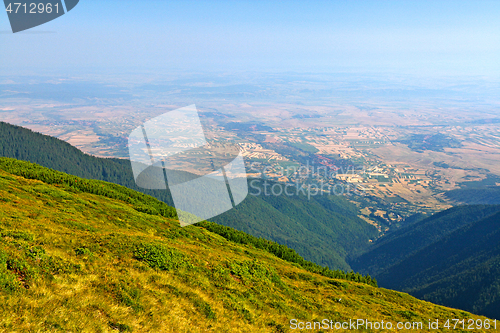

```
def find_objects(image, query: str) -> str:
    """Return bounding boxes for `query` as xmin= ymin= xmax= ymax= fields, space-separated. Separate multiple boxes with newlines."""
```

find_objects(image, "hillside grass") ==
xmin=0 ymin=163 xmax=494 ymax=332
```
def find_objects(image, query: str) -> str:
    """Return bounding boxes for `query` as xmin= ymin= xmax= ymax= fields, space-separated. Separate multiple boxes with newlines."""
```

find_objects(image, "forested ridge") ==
xmin=351 ymin=204 xmax=500 ymax=276
xmin=351 ymin=204 xmax=500 ymax=319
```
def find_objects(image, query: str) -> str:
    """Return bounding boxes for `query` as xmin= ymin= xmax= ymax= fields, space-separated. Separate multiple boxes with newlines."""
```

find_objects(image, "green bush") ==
xmin=228 ymin=260 xmax=282 ymax=286
xmin=133 ymin=243 xmax=192 ymax=271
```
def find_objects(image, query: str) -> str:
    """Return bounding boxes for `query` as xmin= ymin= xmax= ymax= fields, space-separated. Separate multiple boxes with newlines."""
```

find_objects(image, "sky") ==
xmin=1 ymin=0 xmax=500 ymax=77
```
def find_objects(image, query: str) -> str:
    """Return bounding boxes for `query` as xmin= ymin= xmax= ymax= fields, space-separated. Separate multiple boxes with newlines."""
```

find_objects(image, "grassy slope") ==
xmin=0 ymin=162 xmax=491 ymax=332
xmin=0 ymin=121 xmax=378 ymax=271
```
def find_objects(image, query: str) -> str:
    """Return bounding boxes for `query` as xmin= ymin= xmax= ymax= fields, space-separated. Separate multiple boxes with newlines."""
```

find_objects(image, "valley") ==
xmin=3 ymin=75 xmax=500 ymax=234
xmin=1 ymin=73 xmax=500 ymax=324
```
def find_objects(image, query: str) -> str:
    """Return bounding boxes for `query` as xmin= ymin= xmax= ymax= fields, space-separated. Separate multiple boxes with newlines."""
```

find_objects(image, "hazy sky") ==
xmin=1 ymin=0 xmax=500 ymax=77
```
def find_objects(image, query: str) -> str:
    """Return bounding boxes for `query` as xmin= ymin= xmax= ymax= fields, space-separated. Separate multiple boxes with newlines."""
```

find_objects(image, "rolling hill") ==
xmin=0 ymin=158 xmax=492 ymax=332
xmin=0 ymin=121 xmax=378 ymax=270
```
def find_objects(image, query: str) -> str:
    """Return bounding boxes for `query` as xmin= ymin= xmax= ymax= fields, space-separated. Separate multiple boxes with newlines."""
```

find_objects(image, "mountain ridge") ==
xmin=0 ymin=158 xmax=492 ymax=332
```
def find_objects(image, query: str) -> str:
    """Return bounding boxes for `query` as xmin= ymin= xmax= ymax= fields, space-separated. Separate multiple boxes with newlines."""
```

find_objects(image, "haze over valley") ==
xmin=2 ymin=0 xmax=500 ymax=330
